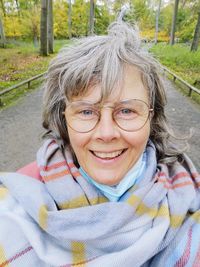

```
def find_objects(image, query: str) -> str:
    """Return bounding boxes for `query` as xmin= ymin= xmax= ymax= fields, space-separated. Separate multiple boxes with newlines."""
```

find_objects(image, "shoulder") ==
xmin=17 ymin=161 xmax=42 ymax=181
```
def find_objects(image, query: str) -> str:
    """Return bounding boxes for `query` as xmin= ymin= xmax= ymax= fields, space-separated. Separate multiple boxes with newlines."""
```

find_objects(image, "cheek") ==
xmin=125 ymin=123 xmax=150 ymax=150
xmin=68 ymin=128 xmax=89 ymax=156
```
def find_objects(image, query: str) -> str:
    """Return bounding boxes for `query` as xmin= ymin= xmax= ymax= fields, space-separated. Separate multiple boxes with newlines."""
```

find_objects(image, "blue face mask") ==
xmin=79 ymin=152 xmax=146 ymax=202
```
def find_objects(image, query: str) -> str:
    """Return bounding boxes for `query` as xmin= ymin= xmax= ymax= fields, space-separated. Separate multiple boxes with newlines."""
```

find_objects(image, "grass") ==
xmin=0 ymin=39 xmax=70 ymax=109
xmin=0 ymin=79 xmax=43 ymax=108
xmin=150 ymin=43 xmax=200 ymax=104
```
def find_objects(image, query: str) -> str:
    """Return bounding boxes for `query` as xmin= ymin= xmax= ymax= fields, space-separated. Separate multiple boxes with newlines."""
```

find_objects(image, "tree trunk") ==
xmin=89 ymin=0 xmax=94 ymax=35
xmin=191 ymin=11 xmax=200 ymax=52
xmin=40 ymin=0 xmax=48 ymax=56
xmin=0 ymin=15 xmax=6 ymax=47
xmin=170 ymin=0 xmax=179 ymax=45
xmin=68 ymin=0 xmax=72 ymax=39
xmin=15 ymin=0 xmax=21 ymax=17
xmin=0 ymin=0 xmax=6 ymax=16
xmin=155 ymin=0 xmax=162 ymax=44
xmin=48 ymin=0 xmax=54 ymax=53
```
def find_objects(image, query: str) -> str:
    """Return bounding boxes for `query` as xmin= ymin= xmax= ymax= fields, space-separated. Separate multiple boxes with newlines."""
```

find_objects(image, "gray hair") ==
xmin=42 ymin=21 xmax=185 ymax=164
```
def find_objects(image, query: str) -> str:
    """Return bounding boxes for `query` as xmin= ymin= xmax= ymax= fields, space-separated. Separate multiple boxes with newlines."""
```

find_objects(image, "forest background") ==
xmin=0 ymin=0 xmax=200 ymax=43
xmin=0 ymin=0 xmax=200 ymax=107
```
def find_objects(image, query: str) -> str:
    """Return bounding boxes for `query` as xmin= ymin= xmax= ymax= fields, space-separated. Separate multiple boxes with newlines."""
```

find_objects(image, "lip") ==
xmin=89 ymin=148 xmax=128 ymax=164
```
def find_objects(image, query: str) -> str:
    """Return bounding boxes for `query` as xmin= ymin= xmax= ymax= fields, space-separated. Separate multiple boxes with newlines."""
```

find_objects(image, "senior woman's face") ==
xmin=66 ymin=66 xmax=151 ymax=186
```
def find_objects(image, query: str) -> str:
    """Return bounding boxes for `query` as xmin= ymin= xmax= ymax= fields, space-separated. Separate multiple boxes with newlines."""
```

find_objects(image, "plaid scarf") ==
xmin=0 ymin=139 xmax=200 ymax=267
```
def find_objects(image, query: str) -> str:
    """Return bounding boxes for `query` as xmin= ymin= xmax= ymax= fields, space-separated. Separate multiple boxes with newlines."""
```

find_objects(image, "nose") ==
xmin=92 ymin=108 xmax=120 ymax=142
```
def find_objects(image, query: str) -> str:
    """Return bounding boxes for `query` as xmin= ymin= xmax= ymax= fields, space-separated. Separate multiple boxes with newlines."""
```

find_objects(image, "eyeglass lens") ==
xmin=65 ymin=99 xmax=151 ymax=133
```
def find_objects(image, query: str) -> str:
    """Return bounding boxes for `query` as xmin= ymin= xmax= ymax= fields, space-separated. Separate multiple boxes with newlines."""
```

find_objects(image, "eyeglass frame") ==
xmin=63 ymin=98 xmax=154 ymax=133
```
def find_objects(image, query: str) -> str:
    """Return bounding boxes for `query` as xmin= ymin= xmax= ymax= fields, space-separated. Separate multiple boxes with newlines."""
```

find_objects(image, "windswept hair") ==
xmin=42 ymin=21 xmax=185 ymax=164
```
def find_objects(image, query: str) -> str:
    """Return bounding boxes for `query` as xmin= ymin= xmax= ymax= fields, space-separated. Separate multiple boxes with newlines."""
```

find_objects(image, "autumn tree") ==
xmin=155 ymin=0 xmax=162 ymax=44
xmin=89 ymin=0 xmax=94 ymax=35
xmin=0 ymin=0 xmax=6 ymax=17
xmin=170 ymin=0 xmax=180 ymax=45
xmin=191 ymin=10 xmax=200 ymax=51
xmin=40 ymin=0 xmax=48 ymax=56
xmin=48 ymin=0 xmax=53 ymax=53
xmin=0 ymin=14 xmax=6 ymax=47
xmin=191 ymin=0 xmax=200 ymax=51
xmin=68 ymin=0 xmax=72 ymax=38
xmin=94 ymin=1 xmax=111 ymax=34
xmin=71 ymin=0 xmax=88 ymax=37
xmin=21 ymin=1 xmax=40 ymax=45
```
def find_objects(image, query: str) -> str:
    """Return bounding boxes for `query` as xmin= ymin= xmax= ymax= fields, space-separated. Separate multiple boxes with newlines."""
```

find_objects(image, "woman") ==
xmin=0 ymin=22 xmax=200 ymax=267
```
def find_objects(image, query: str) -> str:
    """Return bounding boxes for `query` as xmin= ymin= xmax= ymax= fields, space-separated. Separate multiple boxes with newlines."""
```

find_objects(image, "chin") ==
xmin=92 ymin=173 xmax=122 ymax=186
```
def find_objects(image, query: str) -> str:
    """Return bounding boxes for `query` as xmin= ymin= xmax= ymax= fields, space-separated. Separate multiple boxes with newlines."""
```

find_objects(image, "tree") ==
xmin=71 ymin=0 xmax=88 ymax=37
xmin=191 ymin=11 xmax=200 ymax=51
xmin=0 ymin=14 xmax=6 ymax=47
xmin=94 ymin=3 xmax=111 ymax=35
xmin=40 ymin=0 xmax=48 ymax=56
xmin=48 ymin=0 xmax=53 ymax=53
xmin=155 ymin=0 xmax=162 ymax=44
xmin=89 ymin=0 xmax=94 ymax=35
xmin=0 ymin=0 xmax=6 ymax=17
xmin=68 ymin=0 xmax=72 ymax=38
xmin=15 ymin=0 xmax=21 ymax=17
xmin=170 ymin=0 xmax=179 ymax=45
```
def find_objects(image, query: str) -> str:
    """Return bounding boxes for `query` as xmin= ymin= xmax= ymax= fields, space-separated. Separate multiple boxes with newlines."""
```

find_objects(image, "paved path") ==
xmin=164 ymin=79 xmax=200 ymax=171
xmin=0 ymin=79 xmax=200 ymax=172
xmin=0 ymin=88 xmax=43 ymax=171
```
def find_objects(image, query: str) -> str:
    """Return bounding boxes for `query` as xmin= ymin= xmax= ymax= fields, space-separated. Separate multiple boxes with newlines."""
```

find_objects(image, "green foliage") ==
xmin=150 ymin=43 xmax=200 ymax=87
xmin=123 ymin=0 xmax=155 ymax=30
xmin=150 ymin=43 xmax=200 ymax=104
xmin=20 ymin=6 xmax=40 ymax=41
xmin=0 ymin=0 xmax=199 ymax=45
xmin=54 ymin=0 xmax=68 ymax=38
xmin=177 ymin=20 xmax=196 ymax=42
xmin=0 ymin=39 xmax=70 ymax=109
xmin=0 ymin=39 xmax=69 ymax=91
xmin=71 ymin=0 xmax=88 ymax=37
xmin=159 ymin=4 xmax=173 ymax=35
xmin=94 ymin=3 xmax=112 ymax=35
xmin=0 ymin=79 xmax=42 ymax=109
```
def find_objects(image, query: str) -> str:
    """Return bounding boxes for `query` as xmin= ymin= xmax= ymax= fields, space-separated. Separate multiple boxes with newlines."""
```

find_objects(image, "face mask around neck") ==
xmin=79 ymin=152 xmax=147 ymax=202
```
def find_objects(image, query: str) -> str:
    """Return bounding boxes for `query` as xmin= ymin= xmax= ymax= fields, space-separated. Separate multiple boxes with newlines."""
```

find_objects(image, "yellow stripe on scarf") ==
xmin=0 ymin=188 xmax=8 ymax=200
xmin=126 ymin=194 xmax=140 ymax=206
xmin=59 ymin=195 xmax=108 ymax=209
xmin=38 ymin=205 xmax=48 ymax=230
xmin=59 ymin=196 xmax=90 ymax=209
xmin=0 ymin=245 xmax=8 ymax=266
xmin=71 ymin=241 xmax=86 ymax=266
xmin=170 ymin=215 xmax=184 ymax=228
xmin=127 ymin=194 xmax=184 ymax=228
xmin=191 ymin=211 xmax=200 ymax=224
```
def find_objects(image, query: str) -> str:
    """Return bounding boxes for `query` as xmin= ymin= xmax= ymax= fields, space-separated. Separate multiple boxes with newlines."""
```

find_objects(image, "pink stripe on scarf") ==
xmin=174 ymin=228 xmax=192 ymax=267
xmin=40 ymin=161 xmax=67 ymax=171
xmin=192 ymin=242 xmax=200 ymax=267
xmin=0 ymin=246 xmax=33 ymax=267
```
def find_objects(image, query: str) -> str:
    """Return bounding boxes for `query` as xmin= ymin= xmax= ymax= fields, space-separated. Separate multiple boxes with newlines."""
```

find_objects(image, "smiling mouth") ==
xmin=90 ymin=149 xmax=127 ymax=160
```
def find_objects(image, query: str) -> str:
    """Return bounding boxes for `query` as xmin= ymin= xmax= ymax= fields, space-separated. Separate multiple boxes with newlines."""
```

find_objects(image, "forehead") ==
xmin=72 ymin=66 xmax=149 ymax=103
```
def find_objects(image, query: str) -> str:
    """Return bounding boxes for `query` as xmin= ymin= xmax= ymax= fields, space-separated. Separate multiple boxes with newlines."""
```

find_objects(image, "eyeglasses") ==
xmin=64 ymin=99 xmax=153 ymax=133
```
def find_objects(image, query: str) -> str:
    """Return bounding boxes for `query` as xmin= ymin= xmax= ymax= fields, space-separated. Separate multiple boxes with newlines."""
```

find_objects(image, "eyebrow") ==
xmin=70 ymin=98 xmax=149 ymax=107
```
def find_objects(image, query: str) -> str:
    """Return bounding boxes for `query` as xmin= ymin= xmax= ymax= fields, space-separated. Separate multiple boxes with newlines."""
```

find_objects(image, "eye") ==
xmin=115 ymin=107 xmax=139 ymax=120
xmin=80 ymin=109 xmax=94 ymax=116
xmin=119 ymin=108 xmax=138 ymax=116
xmin=76 ymin=107 xmax=99 ymax=120
xmin=120 ymin=108 xmax=135 ymax=114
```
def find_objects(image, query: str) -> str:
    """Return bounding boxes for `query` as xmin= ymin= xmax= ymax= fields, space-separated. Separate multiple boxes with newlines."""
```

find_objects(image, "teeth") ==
xmin=93 ymin=150 xmax=124 ymax=159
